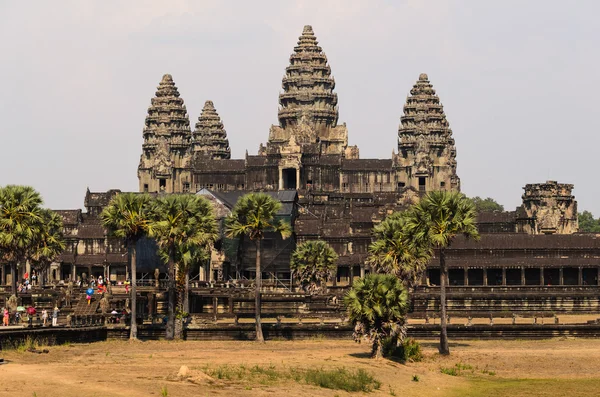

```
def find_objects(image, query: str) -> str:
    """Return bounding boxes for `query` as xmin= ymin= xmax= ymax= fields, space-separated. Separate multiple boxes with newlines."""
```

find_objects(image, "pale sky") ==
xmin=1 ymin=1 xmax=599 ymax=214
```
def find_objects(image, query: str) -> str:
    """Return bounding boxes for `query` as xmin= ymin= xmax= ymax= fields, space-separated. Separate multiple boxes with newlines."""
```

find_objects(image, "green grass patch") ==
xmin=450 ymin=378 xmax=600 ymax=397
xmin=441 ymin=362 xmax=475 ymax=376
xmin=202 ymin=364 xmax=380 ymax=392
xmin=304 ymin=367 xmax=381 ymax=392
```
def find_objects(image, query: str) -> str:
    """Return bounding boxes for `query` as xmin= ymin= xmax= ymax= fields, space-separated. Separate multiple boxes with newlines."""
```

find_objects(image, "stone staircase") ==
xmin=73 ymin=294 xmax=100 ymax=315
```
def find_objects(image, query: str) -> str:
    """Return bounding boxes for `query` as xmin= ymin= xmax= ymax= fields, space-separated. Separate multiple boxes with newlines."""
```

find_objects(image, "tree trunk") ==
xmin=174 ymin=268 xmax=184 ymax=340
xmin=439 ymin=247 xmax=450 ymax=355
xmin=165 ymin=246 xmax=176 ymax=340
xmin=130 ymin=244 xmax=138 ymax=340
xmin=10 ymin=262 xmax=17 ymax=298
xmin=254 ymin=239 xmax=264 ymax=342
xmin=183 ymin=269 xmax=190 ymax=314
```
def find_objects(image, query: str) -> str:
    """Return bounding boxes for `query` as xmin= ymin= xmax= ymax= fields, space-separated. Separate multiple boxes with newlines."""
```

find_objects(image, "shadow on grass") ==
xmin=418 ymin=341 xmax=472 ymax=349
xmin=348 ymin=352 xmax=373 ymax=359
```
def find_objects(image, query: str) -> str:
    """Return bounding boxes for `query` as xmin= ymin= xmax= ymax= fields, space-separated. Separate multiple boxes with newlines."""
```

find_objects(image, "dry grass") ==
xmin=1 ymin=338 xmax=599 ymax=396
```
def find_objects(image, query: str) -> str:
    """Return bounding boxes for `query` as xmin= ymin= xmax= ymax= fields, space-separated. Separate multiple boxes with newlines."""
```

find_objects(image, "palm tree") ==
xmin=31 ymin=209 xmax=66 ymax=287
xmin=149 ymin=194 xmax=217 ymax=340
xmin=225 ymin=193 xmax=291 ymax=342
xmin=0 ymin=185 xmax=45 ymax=297
xmin=101 ymin=193 xmax=152 ymax=340
xmin=344 ymin=274 xmax=409 ymax=359
xmin=367 ymin=211 xmax=432 ymax=287
xmin=407 ymin=191 xmax=479 ymax=355
xmin=290 ymin=240 xmax=338 ymax=294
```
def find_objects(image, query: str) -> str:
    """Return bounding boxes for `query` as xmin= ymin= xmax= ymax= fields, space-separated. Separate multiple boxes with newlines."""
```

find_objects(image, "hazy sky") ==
xmin=1 ymin=1 xmax=599 ymax=214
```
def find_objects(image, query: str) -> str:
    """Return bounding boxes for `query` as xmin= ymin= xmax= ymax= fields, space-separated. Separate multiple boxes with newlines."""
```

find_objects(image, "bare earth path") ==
xmin=1 ymin=338 xmax=600 ymax=397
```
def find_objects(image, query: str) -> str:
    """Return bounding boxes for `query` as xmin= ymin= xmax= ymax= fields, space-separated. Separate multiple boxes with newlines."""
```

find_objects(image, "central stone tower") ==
xmin=264 ymin=25 xmax=353 ymax=157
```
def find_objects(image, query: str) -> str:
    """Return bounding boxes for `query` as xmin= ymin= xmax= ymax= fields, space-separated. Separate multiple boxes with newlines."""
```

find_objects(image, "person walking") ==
xmin=41 ymin=309 xmax=48 ymax=326
xmin=52 ymin=306 xmax=59 ymax=327
xmin=2 ymin=308 xmax=8 ymax=326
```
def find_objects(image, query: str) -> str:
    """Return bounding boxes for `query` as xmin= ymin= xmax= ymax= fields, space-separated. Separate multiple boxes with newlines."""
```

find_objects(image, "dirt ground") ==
xmin=1 ymin=338 xmax=600 ymax=397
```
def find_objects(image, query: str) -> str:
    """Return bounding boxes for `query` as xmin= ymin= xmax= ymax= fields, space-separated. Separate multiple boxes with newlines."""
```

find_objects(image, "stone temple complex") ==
xmin=1 ymin=26 xmax=599 ymax=323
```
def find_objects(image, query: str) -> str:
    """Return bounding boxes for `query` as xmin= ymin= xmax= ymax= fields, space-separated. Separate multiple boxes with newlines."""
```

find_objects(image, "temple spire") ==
xmin=397 ymin=73 xmax=460 ymax=192
xmin=278 ymin=25 xmax=338 ymax=129
xmin=192 ymin=100 xmax=231 ymax=159
xmin=138 ymin=73 xmax=192 ymax=194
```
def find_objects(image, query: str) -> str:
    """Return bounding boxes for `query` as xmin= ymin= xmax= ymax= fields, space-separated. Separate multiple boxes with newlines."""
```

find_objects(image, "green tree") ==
xmin=344 ymin=274 xmax=409 ymax=359
xmin=31 ymin=209 xmax=66 ymax=287
xmin=225 ymin=193 xmax=291 ymax=342
xmin=0 ymin=185 xmax=46 ymax=297
xmin=367 ymin=212 xmax=432 ymax=287
xmin=578 ymin=211 xmax=600 ymax=232
xmin=407 ymin=191 xmax=479 ymax=355
xmin=470 ymin=196 xmax=504 ymax=212
xmin=101 ymin=193 xmax=152 ymax=340
xmin=149 ymin=194 xmax=217 ymax=340
xmin=290 ymin=240 xmax=338 ymax=294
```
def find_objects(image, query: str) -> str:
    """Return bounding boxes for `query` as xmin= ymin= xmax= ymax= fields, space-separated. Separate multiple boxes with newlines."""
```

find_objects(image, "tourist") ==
xmin=98 ymin=275 xmax=104 ymax=286
xmin=52 ymin=306 xmax=59 ymax=327
xmin=125 ymin=279 xmax=130 ymax=294
xmin=2 ymin=308 xmax=8 ymax=326
xmin=24 ymin=271 xmax=29 ymax=283
xmin=31 ymin=271 xmax=37 ymax=286
xmin=41 ymin=308 xmax=48 ymax=326
xmin=86 ymin=294 xmax=92 ymax=305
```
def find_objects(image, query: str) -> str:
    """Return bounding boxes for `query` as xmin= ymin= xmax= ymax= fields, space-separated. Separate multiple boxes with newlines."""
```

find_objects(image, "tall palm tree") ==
xmin=149 ymin=194 xmax=217 ymax=340
xmin=225 ymin=193 xmax=291 ymax=342
xmin=407 ymin=191 xmax=479 ymax=355
xmin=31 ymin=209 xmax=66 ymax=287
xmin=101 ymin=193 xmax=152 ymax=340
xmin=290 ymin=240 xmax=338 ymax=294
xmin=367 ymin=211 xmax=432 ymax=288
xmin=0 ymin=185 xmax=45 ymax=297
xmin=344 ymin=274 xmax=409 ymax=359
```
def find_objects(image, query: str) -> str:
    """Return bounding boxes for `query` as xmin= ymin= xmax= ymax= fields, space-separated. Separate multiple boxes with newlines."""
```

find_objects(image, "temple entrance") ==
xmin=282 ymin=168 xmax=297 ymax=189
xmin=418 ymin=177 xmax=426 ymax=192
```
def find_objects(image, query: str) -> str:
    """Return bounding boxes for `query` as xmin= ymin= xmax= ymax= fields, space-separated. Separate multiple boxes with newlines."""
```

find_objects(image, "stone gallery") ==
xmin=2 ymin=26 xmax=598 ymax=318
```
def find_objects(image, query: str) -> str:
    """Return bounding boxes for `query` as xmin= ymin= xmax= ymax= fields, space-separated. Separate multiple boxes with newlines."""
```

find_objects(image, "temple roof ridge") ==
xmin=192 ymin=100 xmax=231 ymax=159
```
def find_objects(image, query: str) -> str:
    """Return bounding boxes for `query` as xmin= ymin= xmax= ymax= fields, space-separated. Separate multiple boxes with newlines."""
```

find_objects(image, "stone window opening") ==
xmin=418 ymin=177 xmax=426 ymax=192
xmin=182 ymin=182 xmax=190 ymax=193
xmin=159 ymin=179 xmax=166 ymax=191
xmin=440 ymin=181 xmax=445 ymax=188
xmin=143 ymin=184 xmax=149 ymax=192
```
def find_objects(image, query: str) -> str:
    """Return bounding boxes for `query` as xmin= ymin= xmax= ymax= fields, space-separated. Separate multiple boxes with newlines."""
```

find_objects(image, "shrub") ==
xmin=382 ymin=337 xmax=423 ymax=362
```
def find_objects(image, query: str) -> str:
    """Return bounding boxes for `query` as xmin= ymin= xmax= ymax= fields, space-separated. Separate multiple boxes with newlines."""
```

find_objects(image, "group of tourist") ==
xmin=1 ymin=305 xmax=59 ymax=327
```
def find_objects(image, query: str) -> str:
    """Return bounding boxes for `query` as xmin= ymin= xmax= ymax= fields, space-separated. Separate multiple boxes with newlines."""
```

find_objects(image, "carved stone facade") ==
xmin=516 ymin=181 xmax=578 ymax=234
xmin=137 ymin=26 xmax=459 ymax=197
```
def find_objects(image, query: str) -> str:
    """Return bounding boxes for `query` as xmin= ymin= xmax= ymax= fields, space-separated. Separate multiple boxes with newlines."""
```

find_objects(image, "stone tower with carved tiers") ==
xmin=192 ymin=100 xmax=231 ymax=160
xmin=265 ymin=25 xmax=356 ymax=158
xmin=395 ymin=73 xmax=460 ymax=193
xmin=138 ymin=74 xmax=193 ymax=194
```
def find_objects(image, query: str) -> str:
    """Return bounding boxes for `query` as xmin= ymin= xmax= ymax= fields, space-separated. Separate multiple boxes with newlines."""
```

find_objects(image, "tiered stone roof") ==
xmin=397 ymin=73 xmax=459 ymax=188
xmin=192 ymin=100 xmax=231 ymax=159
xmin=278 ymin=25 xmax=338 ymax=129
xmin=142 ymin=74 xmax=191 ymax=151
